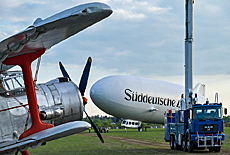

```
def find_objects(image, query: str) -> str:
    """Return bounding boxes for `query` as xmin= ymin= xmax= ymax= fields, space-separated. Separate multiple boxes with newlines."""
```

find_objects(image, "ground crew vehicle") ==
xmin=164 ymin=102 xmax=227 ymax=152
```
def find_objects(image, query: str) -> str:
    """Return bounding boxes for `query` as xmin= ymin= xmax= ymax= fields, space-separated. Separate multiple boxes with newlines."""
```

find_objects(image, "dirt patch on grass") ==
xmin=102 ymin=135 xmax=169 ymax=149
xmin=82 ymin=133 xmax=229 ymax=155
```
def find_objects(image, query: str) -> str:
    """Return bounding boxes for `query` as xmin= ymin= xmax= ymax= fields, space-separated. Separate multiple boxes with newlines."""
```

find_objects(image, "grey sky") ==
xmin=0 ymin=0 xmax=229 ymax=115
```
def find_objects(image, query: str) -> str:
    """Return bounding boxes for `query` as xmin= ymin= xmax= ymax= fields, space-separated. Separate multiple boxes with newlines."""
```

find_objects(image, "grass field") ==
xmin=26 ymin=127 xmax=230 ymax=155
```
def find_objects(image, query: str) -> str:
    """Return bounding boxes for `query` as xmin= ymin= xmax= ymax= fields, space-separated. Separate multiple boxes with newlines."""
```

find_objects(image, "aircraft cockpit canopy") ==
xmin=0 ymin=71 xmax=25 ymax=95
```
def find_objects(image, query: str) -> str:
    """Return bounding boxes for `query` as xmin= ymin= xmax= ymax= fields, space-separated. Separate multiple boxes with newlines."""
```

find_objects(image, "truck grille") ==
xmin=199 ymin=124 xmax=218 ymax=131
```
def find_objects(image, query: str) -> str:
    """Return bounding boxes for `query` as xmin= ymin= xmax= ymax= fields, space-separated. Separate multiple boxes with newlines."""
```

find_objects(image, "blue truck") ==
xmin=164 ymin=102 xmax=227 ymax=152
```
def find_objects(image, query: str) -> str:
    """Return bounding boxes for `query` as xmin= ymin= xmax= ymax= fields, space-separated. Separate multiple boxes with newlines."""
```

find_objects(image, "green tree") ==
xmin=103 ymin=121 xmax=110 ymax=127
xmin=94 ymin=118 xmax=101 ymax=127
xmin=95 ymin=122 xmax=101 ymax=127
xmin=225 ymin=122 xmax=230 ymax=127
xmin=94 ymin=118 xmax=101 ymax=124
xmin=156 ymin=124 xmax=162 ymax=128
xmin=109 ymin=124 xmax=115 ymax=129
xmin=107 ymin=118 xmax=113 ymax=123
xmin=146 ymin=125 xmax=151 ymax=128
xmin=117 ymin=120 xmax=122 ymax=128
xmin=141 ymin=123 xmax=146 ymax=127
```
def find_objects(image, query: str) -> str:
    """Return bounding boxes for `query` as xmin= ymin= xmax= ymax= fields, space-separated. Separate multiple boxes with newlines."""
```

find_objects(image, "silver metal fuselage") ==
xmin=0 ymin=76 xmax=83 ymax=143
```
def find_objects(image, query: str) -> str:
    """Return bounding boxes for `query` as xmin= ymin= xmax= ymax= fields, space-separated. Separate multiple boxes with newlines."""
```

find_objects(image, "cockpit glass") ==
xmin=3 ymin=75 xmax=24 ymax=91
xmin=12 ymin=76 xmax=24 ymax=88
xmin=4 ymin=79 xmax=14 ymax=90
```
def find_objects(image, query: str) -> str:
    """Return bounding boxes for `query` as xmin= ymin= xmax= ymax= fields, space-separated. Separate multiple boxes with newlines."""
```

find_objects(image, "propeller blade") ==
xmin=59 ymin=58 xmax=103 ymax=143
xmin=59 ymin=61 xmax=72 ymax=81
xmin=83 ymin=107 xmax=104 ymax=143
xmin=79 ymin=57 xmax=92 ymax=96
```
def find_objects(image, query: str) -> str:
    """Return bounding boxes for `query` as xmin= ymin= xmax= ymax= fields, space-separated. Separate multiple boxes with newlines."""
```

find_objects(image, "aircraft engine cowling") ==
xmin=39 ymin=107 xmax=63 ymax=120
xmin=37 ymin=77 xmax=84 ymax=125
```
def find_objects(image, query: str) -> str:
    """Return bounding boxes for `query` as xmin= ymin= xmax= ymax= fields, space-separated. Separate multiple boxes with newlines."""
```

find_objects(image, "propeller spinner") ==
xmin=59 ymin=57 xmax=104 ymax=143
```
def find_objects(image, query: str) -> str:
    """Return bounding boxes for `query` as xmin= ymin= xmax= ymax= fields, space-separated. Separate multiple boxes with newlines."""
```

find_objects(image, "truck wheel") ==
xmin=182 ymin=136 xmax=187 ymax=152
xmin=187 ymin=139 xmax=193 ymax=153
xmin=174 ymin=135 xmax=181 ymax=150
xmin=214 ymin=146 xmax=221 ymax=152
xmin=209 ymin=147 xmax=214 ymax=152
xmin=170 ymin=135 xmax=174 ymax=150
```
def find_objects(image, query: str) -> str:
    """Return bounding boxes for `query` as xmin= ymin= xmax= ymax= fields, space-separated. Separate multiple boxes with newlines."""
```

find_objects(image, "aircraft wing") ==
xmin=0 ymin=121 xmax=90 ymax=154
xmin=0 ymin=2 xmax=112 ymax=67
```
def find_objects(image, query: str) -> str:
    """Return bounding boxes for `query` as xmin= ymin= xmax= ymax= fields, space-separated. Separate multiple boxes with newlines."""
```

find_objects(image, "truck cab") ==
xmin=190 ymin=103 xmax=224 ymax=133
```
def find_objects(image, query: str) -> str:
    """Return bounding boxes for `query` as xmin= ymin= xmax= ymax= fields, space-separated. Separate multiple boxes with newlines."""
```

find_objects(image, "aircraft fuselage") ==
xmin=0 ymin=74 xmax=83 ymax=143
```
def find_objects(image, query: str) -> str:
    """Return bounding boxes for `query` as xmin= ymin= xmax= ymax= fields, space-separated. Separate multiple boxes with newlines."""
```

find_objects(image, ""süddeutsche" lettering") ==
xmin=124 ymin=88 xmax=180 ymax=108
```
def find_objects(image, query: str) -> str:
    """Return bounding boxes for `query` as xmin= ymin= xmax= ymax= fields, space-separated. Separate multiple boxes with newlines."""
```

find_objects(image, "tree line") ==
xmin=83 ymin=115 xmax=230 ymax=128
xmin=82 ymin=115 xmax=162 ymax=129
xmin=224 ymin=116 xmax=230 ymax=127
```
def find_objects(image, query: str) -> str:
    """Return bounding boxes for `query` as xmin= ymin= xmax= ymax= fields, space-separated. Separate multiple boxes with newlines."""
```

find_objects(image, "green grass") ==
xmin=26 ymin=127 xmax=230 ymax=155
xmin=222 ymin=127 xmax=230 ymax=150
xmin=103 ymin=128 xmax=166 ymax=143
xmin=27 ymin=134 xmax=160 ymax=155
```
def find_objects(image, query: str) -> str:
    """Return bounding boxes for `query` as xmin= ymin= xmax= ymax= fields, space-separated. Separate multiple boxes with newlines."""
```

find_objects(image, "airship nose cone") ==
xmin=90 ymin=75 xmax=132 ymax=117
xmin=90 ymin=76 xmax=118 ymax=110
xmin=90 ymin=80 xmax=103 ymax=107
xmin=90 ymin=87 xmax=94 ymax=96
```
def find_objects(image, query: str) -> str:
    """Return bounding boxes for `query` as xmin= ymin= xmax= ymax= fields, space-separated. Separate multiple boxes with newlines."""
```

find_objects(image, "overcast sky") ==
xmin=0 ymin=0 xmax=230 ymax=116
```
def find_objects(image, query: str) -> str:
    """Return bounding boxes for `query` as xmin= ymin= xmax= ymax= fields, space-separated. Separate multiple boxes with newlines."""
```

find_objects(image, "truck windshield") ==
xmin=193 ymin=106 xmax=222 ymax=120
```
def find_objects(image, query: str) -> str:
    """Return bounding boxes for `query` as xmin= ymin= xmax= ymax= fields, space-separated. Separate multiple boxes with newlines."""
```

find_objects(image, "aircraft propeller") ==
xmin=59 ymin=57 xmax=104 ymax=143
xmin=79 ymin=57 xmax=91 ymax=96
xmin=59 ymin=61 xmax=72 ymax=81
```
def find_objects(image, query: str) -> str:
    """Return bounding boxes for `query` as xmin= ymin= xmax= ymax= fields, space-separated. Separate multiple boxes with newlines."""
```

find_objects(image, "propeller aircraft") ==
xmin=0 ymin=2 xmax=112 ymax=155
